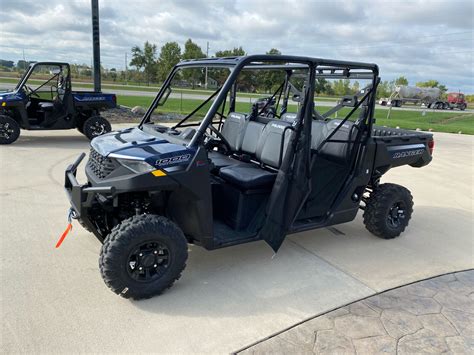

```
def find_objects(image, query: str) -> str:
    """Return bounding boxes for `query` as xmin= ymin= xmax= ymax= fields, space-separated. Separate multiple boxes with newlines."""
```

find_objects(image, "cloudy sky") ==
xmin=1 ymin=0 xmax=473 ymax=92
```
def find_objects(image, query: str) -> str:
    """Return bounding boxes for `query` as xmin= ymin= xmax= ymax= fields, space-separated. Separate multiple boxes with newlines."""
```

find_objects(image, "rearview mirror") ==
xmin=292 ymin=94 xmax=301 ymax=102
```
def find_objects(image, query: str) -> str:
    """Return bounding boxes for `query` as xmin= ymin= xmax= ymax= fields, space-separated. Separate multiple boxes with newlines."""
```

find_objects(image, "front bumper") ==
xmin=65 ymin=153 xmax=115 ymax=240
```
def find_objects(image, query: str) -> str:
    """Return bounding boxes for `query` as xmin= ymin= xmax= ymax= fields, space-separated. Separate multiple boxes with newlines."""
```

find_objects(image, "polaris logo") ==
xmin=272 ymin=123 xmax=286 ymax=130
xmin=392 ymin=149 xmax=424 ymax=159
xmin=156 ymin=154 xmax=191 ymax=166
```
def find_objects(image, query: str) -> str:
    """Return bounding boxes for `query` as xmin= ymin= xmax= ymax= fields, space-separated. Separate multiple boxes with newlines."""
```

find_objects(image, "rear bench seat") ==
xmin=218 ymin=120 xmax=293 ymax=189
xmin=280 ymin=112 xmax=358 ymax=163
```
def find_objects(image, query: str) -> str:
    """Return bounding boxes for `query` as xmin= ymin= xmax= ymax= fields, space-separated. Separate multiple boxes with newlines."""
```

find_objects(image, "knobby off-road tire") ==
xmin=83 ymin=116 xmax=111 ymax=140
xmin=363 ymin=183 xmax=413 ymax=239
xmin=0 ymin=115 xmax=20 ymax=144
xmin=99 ymin=214 xmax=188 ymax=300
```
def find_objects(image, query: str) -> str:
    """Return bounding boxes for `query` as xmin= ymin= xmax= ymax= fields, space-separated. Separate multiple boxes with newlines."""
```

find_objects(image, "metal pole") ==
xmin=386 ymin=104 xmax=392 ymax=119
xmin=91 ymin=0 xmax=101 ymax=92
xmin=205 ymin=41 xmax=209 ymax=89
xmin=124 ymin=52 xmax=128 ymax=85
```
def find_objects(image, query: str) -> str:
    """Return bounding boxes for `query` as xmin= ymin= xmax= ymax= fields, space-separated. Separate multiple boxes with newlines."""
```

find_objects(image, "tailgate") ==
xmin=373 ymin=131 xmax=433 ymax=169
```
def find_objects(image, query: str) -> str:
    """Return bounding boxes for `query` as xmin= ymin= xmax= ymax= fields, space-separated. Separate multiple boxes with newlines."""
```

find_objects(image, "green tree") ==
xmin=109 ymin=68 xmax=117 ymax=82
xmin=267 ymin=48 xmax=282 ymax=56
xmin=438 ymin=84 xmax=447 ymax=93
xmin=332 ymin=79 xmax=352 ymax=96
xmin=215 ymin=47 xmax=246 ymax=57
xmin=352 ymin=80 xmax=360 ymax=94
xmin=0 ymin=60 xmax=14 ymax=68
xmin=315 ymin=78 xmax=331 ymax=95
xmin=376 ymin=80 xmax=392 ymax=99
xmin=416 ymin=79 xmax=447 ymax=94
xmin=130 ymin=41 xmax=158 ymax=85
xmin=16 ymin=60 xmax=30 ymax=70
xmin=182 ymin=39 xmax=205 ymax=60
xmin=394 ymin=76 xmax=408 ymax=86
xmin=182 ymin=39 xmax=205 ymax=88
xmin=259 ymin=48 xmax=284 ymax=92
xmin=215 ymin=47 xmax=251 ymax=90
xmin=416 ymin=79 xmax=439 ymax=88
xmin=157 ymin=41 xmax=181 ymax=81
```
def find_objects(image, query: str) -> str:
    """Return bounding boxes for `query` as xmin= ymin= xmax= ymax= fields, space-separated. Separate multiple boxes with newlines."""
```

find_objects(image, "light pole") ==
xmin=124 ymin=52 xmax=128 ymax=85
xmin=205 ymin=41 xmax=209 ymax=89
xmin=91 ymin=0 xmax=101 ymax=92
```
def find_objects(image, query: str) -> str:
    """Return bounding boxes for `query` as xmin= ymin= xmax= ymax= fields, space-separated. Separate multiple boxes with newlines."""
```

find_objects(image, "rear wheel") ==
xmin=0 ymin=115 xmax=20 ymax=144
xmin=363 ymin=183 xmax=413 ymax=239
xmin=83 ymin=115 xmax=111 ymax=140
xmin=99 ymin=214 xmax=188 ymax=300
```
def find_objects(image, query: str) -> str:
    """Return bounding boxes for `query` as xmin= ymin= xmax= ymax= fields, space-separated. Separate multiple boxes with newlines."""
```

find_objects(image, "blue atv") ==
xmin=0 ymin=61 xmax=116 ymax=144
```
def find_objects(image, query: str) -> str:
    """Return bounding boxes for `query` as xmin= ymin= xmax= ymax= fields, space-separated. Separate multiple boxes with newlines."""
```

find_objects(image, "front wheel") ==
xmin=99 ymin=214 xmax=188 ymax=300
xmin=363 ymin=183 xmax=413 ymax=239
xmin=83 ymin=116 xmax=111 ymax=140
xmin=0 ymin=115 xmax=20 ymax=144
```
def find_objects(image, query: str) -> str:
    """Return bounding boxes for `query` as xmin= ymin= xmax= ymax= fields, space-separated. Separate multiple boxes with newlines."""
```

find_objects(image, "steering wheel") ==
xmin=24 ymin=85 xmax=40 ymax=98
xmin=205 ymin=124 xmax=232 ymax=153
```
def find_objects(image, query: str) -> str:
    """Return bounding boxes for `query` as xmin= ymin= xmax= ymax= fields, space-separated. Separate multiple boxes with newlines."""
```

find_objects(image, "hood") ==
xmin=91 ymin=127 xmax=196 ymax=170
xmin=0 ymin=90 xmax=26 ymax=102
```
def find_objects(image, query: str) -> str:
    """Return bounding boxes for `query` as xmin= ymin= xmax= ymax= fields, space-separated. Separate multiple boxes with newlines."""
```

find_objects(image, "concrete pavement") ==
xmin=0 ymin=125 xmax=472 ymax=353
xmin=240 ymin=270 xmax=474 ymax=354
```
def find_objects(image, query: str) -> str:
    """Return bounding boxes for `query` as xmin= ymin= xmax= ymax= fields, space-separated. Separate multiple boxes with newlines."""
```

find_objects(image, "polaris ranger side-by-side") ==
xmin=63 ymin=55 xmax=434 ymax=300
xmin=0 ymin=62 xmax=115 ymax=144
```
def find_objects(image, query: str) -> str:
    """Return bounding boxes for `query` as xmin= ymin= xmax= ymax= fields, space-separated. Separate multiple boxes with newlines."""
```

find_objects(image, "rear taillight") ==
xmin=428 ymin=139 xmax=435 ymax=155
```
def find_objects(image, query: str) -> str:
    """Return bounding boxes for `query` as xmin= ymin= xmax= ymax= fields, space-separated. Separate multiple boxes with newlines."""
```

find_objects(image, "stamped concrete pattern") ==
xmin=240 ymin=270 xmax=474 ymax=354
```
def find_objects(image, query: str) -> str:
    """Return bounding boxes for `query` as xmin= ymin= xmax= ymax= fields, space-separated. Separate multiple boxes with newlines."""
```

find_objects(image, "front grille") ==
xmin=87 ymin=148 xmax=116 ymax=179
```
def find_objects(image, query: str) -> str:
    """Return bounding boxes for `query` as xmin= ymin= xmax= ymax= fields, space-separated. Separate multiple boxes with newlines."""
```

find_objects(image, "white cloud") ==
xmin=0 ymin=0 xmax=472 ymax=92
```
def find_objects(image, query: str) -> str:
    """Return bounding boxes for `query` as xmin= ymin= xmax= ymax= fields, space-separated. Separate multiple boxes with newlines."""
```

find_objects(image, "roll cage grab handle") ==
xmin=137 ymin=55 xmax=379 ymax=148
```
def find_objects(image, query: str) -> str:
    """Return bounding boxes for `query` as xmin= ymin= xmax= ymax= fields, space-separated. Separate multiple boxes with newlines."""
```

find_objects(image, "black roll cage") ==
xmin=15 ymin=62 xmax=71 ymax=95
xmin=138 ymin=55 xmax=379 ymax=149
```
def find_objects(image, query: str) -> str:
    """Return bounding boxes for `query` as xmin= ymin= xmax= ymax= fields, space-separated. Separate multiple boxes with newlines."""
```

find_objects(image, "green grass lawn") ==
xmin=117 ymin=94 xmax=473 ymax=134
xmin=118 ymin=95 xmax=257 ymax=116
xmin=334 ymin=107 xmax=474 ymax=134
xmin=0 ymin=77 xmax=341 ymax=100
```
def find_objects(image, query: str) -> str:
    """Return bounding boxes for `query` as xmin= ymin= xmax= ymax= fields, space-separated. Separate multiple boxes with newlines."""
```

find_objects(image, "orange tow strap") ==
xmin=55 ymin=223 xmax=72 ymax=248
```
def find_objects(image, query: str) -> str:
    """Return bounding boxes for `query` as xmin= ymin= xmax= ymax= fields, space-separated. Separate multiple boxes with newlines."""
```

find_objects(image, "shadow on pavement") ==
xmin=12 ymin=134 xmax=89 ymax=149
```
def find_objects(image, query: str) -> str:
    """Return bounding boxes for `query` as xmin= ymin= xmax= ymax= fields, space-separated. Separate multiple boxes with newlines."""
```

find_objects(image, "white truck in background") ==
xmin=379 ymin=85 xmax=467 ymax=110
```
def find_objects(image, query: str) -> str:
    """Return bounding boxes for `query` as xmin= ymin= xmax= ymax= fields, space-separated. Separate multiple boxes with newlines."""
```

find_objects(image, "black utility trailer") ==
xmin=64 ymin=55 xmax=434 ymax=300
xmin=0 ymin=62 xmax=115 ymax=144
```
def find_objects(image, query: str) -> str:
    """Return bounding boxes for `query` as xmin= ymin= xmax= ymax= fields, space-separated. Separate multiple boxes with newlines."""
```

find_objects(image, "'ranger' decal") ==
xmin=392 ymin=149 xmax=424 ymax=159
xmin=74 ymin=96 xmax=107 ymax=101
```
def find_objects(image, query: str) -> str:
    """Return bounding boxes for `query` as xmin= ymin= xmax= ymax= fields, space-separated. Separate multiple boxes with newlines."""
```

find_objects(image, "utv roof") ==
xmin=177 ymin=55 xmax=378 ymax=74
xmin=27 ymin=61 xmax=70 ymax=67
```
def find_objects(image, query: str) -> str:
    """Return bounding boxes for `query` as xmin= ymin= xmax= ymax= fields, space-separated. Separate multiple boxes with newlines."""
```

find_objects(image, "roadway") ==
xmin=1 ymin=126 xmax=472 ymax=353
xmin=1 ymin=81 xmax=472 ymax=113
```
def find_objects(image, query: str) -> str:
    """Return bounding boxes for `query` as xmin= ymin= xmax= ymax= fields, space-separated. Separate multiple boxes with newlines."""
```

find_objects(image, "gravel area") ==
xmin=101 ymin=106 xmax=187 ymax=124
